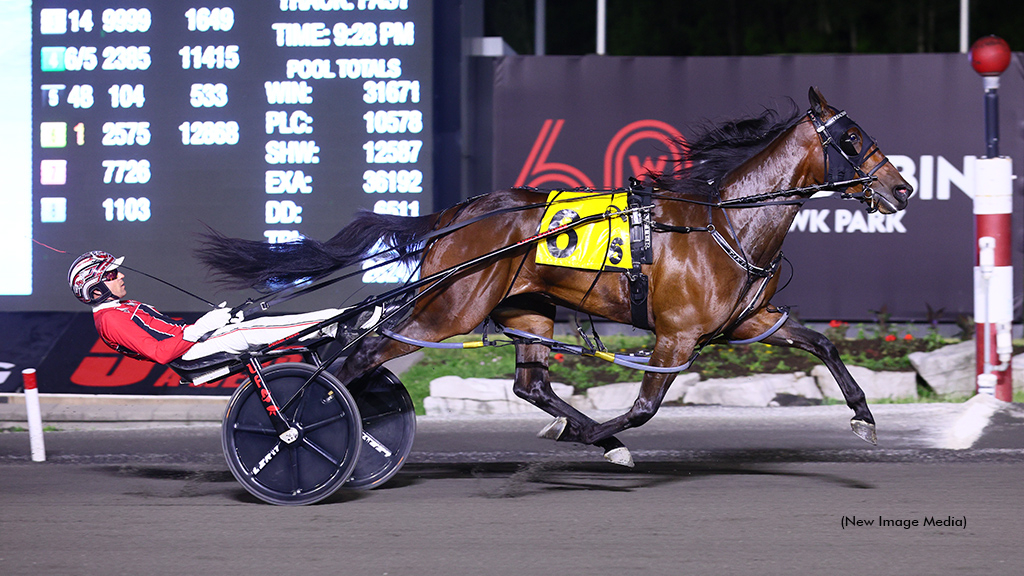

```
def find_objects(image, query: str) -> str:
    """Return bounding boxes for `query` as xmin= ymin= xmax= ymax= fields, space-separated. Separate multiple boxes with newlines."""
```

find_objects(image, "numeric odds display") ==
xmin=28 ymin=1 xmax=432 ymax=311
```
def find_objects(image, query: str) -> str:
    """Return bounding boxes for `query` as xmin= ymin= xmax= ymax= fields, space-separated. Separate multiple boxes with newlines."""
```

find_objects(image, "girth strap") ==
xmin=626 ymin=271 xmax=651 ymax=330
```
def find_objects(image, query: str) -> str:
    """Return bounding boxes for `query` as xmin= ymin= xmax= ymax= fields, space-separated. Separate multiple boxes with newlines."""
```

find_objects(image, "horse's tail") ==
xmin=196 ymin=211 xmax=439 ymax=290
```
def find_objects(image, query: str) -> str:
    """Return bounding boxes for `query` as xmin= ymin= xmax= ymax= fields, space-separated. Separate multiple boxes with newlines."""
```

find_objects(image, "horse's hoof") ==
xmin=603 ymin=446 xmax=634 ymax=468
xmin=851 ymin=419 xmax=877 ymax=445
xmin=537 ymin=417 xmax=568 ymax=440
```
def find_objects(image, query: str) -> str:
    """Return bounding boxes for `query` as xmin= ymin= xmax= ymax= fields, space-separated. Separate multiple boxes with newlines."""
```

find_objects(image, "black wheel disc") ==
xmin=345 ymin=367 xmax=416 ymax=490
xmin=222 ymin=363 xmax=361 ymax=505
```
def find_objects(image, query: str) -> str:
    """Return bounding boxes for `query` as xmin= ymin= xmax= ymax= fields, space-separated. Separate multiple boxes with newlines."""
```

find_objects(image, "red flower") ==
xmin=884 ymin=334 xmax=897 ymax=342
xmin=829 ymin=320 xmax=845 ymax=328
xmin=904 ymin=334 xmax=914 ymax=341
xmin=553 ymin=353 xmax=565 ymax=363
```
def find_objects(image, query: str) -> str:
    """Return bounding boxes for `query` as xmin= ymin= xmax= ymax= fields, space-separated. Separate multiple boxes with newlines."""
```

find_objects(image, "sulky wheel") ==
xmin=222 ymin=362 xmax=361 ymax=505
xmin=345 ymin=367 xmax=416 ymax=490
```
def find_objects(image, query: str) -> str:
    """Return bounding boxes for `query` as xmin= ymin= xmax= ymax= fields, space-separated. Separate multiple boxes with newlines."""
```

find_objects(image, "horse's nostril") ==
xmin=892 ymin=187 xmax=908 ymax=205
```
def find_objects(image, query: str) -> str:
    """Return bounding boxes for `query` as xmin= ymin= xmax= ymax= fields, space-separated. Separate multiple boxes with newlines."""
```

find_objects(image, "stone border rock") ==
xmin=423 ymin=342 xmax=1017 ymax=416
xmin=424 ymin=367 xmax=918 ymax=416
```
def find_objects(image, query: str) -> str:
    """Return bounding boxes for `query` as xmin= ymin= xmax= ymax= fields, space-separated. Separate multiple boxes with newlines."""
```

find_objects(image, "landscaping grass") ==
xmin=0 ymin=426 xmax=61 ymax=433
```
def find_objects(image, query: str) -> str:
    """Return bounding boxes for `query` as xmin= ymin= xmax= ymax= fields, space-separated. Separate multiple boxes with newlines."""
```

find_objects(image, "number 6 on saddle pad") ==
xmin=535 ymin=190 xmax=633 ymax=272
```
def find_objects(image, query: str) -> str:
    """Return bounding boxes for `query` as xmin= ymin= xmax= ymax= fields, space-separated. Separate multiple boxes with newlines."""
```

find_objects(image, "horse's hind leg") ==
xmin=570 ymin=330 xmax=699 ymax=448
xmin=493 ymin=305 xmax=631 ymax=466
xmin=514 ymin=341 xmax=632 ymax=464
xmin=333 ymin=332 xmax=420 ymax=392
xmin=728 ymin=307 xmax=877 ymax=444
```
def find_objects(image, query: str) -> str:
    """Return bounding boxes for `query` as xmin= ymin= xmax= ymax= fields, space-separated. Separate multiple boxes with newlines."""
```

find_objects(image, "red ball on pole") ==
xmin=969 ymin=35 xmax=1011 ymax=77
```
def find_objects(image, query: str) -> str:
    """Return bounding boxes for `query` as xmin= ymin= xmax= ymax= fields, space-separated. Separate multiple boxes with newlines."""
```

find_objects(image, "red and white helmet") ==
xmin=68 ymin=251 xmax=124 ymax=305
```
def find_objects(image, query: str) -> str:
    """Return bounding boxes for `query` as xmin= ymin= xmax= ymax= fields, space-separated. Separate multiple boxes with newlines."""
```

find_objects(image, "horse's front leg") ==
xmin=728 ymin=307 xmax=876 ymax=444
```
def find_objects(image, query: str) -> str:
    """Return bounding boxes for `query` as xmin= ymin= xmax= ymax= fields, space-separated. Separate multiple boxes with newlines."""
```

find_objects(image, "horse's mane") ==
xmin=650 ymin=100 xmax=803 ymax=196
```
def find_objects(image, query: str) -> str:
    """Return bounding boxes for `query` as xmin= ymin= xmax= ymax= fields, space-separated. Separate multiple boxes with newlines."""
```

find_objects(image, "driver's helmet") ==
xmin=68 ymin=251 xmax=124 ymax=305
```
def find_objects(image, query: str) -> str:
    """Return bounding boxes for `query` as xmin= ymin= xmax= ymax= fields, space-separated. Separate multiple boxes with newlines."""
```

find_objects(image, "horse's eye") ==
xmin=840 ymin=133 xmax=860 ymax=156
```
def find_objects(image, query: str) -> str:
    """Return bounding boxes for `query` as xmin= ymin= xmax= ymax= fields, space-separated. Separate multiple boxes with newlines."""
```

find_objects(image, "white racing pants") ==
xmin=180 ymin=308 xmax=342 ymax=361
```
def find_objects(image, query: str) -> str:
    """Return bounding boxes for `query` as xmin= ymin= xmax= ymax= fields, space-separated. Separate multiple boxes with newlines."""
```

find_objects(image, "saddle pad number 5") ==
xmin=535 ymin=190 xmax=632 ymax=272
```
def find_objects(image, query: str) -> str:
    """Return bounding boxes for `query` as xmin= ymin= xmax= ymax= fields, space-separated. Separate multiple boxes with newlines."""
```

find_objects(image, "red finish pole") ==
xmin=969 ymin=36 xmax=1014 ymax=401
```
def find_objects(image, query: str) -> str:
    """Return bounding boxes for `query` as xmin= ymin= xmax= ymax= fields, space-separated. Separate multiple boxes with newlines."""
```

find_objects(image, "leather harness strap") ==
xmin=626 ymin=186 xmax=655 ymax=330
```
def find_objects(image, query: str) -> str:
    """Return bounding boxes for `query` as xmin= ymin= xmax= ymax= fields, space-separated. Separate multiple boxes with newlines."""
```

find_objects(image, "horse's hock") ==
xmin=422 ymin=343 xmax=1023 ymax=415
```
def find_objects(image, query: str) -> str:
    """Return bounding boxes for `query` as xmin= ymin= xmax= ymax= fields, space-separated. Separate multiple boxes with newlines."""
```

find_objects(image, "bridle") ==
xmin=807 ymin=106 xmax=894 ymax=213
xmin=707 ymin=106 xmax=903 ymax=212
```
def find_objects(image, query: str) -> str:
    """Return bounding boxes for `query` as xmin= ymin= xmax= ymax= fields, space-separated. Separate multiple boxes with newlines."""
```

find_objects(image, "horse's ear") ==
xmin=808 ymin=86 xmax=827 ymax=115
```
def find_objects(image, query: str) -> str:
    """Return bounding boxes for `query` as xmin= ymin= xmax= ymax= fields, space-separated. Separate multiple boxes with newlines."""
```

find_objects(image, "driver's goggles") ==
xmin=101 ymin=268 xmax=120 ymax=281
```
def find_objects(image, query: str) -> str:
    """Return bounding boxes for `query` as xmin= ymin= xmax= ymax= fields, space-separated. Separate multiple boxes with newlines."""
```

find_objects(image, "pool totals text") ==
xmin=32 ymin=1 xmax=432 ymax=298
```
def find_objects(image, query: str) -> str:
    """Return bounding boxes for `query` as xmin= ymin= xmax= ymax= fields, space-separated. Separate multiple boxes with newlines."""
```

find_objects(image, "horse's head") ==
xmin=808 ymin=87 xmax=913 ymax=214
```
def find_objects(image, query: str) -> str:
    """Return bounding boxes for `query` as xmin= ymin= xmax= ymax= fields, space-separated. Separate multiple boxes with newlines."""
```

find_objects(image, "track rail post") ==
xmin=969 ymin=36 xmax=1014 ymax=401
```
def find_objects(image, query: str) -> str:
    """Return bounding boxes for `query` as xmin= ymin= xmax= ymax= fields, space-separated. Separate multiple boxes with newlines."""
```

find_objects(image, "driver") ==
xmin=68 ymin=250 xmax=341 ymax=365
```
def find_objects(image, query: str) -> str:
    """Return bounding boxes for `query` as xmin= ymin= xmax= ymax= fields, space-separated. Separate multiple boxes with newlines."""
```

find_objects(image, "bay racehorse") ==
xmin=198 ymin=88 xmax=913 ymax=466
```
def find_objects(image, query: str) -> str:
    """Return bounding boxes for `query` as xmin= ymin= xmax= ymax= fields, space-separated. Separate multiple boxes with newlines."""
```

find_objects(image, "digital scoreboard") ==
xmin=2 ymin=0 xmax=433 ymax=311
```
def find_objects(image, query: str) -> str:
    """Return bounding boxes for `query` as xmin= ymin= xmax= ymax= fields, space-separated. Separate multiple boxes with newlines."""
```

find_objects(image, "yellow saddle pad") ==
xmin=535 ymin=190 xmax=632 ymax=271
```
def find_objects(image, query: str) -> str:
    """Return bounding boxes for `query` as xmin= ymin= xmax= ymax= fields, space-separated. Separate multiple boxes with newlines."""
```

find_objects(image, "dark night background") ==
xmin=485 ymin=0 xmax=1024 ymax=56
